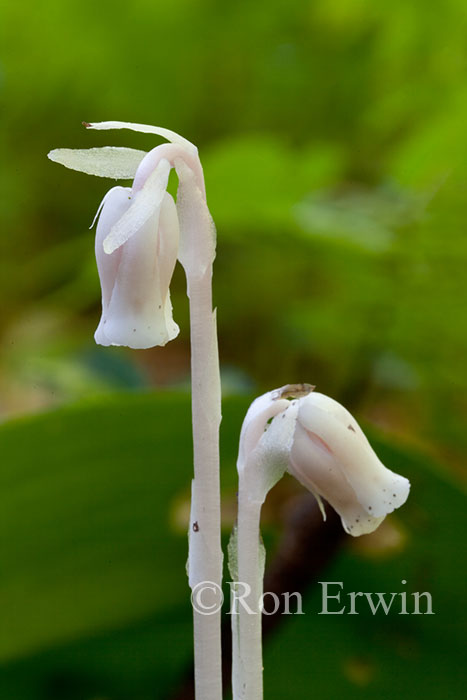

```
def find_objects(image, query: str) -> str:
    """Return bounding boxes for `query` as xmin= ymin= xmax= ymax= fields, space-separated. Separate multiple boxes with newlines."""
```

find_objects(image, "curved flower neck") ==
xmin=132 ymin=142 xmax=206 ymax=198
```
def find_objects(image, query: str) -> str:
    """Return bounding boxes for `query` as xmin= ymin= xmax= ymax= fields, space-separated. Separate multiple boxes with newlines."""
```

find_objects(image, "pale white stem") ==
xmin=231 ymin=388 xmax=305 ymax=700
xmin=187 ymin=268 xmax=223 ymax=700
xmin=232 ymin=486 xmax=264 ymax=700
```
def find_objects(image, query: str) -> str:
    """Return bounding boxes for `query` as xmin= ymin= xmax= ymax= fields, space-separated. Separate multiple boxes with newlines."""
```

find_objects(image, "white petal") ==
xmin=297 ymin=394 xmax=410 ymax=519
xmin=47 ymin=147 xmax=147 ymax=179
xmin=84 ymin=121 xmax=197 ymax=155
xmin=103 ymin=199 xmax=179 ymax=349
xmin=93 ymin=186 xmax=131 ymax=346
xmin=103 ymin=158 xmax=171 ymax=254
xmin=289 ymin=422 xmax=385 ymax=536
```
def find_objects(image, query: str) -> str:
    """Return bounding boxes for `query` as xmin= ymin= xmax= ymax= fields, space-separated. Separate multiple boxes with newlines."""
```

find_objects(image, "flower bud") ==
xmin=94 ymin=185 xmax=179 ymax=348
xmin=238 ymin=387 xmax=410 ymax=536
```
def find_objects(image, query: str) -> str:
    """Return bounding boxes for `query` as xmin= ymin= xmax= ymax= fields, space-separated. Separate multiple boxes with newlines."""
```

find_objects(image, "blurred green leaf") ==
xmin=0 ymin=393 xmax=196 ymax=663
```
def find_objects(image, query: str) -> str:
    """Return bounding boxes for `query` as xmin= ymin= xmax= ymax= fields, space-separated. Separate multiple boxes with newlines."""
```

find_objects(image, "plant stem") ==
xmin=187 ymin=268 xmax=223 ymax=700
xmin=232 ymin=486 xmax=264 ymax=700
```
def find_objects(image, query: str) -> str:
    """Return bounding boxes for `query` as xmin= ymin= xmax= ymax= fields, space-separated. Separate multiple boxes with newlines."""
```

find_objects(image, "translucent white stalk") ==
xmin=232 ymin=386 xmax=304 ymax=700
xmin=187 ymin=269 xmax=223 ymax=700
xmin=232 ymin=491 xmax=264 ymax=700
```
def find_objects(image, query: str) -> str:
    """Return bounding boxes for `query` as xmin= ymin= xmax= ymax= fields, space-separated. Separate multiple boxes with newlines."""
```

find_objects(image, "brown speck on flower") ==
xmin=193 ymin=521 xmax=199 ymax=532
xmin=278 ymin=383 xmax=315 ymax=400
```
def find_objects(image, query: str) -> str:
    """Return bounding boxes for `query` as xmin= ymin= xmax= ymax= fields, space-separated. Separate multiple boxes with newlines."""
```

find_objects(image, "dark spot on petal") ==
xmin=368 ymin=506 xmax=372 ymax=510
xmin=133 ymin=328 xmax=136 ymax=332
xmin=82 ymin=121 xmax=91 ymax=128
xmin=348 ymin=424 xmax=356 ymax=432
xmin=393 ymin=494 xmax=396 ymax=498
xmin=192 ymin=521 xmax=199 ymax=532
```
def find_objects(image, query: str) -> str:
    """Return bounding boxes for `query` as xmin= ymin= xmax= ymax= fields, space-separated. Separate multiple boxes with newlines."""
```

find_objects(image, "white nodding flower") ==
xmin=48 ymin=121 xmax=215 ymax=349
xmin=238 ymin=385 xmax=410 ymax=536
xmin=93 ymin=184 xmax=180 ymax=348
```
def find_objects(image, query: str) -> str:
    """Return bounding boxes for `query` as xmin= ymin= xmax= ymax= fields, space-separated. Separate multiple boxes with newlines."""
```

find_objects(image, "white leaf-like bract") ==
xmin=47 ymin=147 xmax=147 ymax=179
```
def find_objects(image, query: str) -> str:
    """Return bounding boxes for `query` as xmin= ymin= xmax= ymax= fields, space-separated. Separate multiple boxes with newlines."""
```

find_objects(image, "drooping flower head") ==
xmin=238 ymin=384 xmax=410 ymax=536
xmin=48 ymin=121 xmax=215 ymax=349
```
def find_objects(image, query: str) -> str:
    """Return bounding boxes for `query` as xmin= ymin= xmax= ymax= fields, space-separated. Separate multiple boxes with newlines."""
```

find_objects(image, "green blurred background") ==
xmin=0 ymin=0 xmax=466 ymax=698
